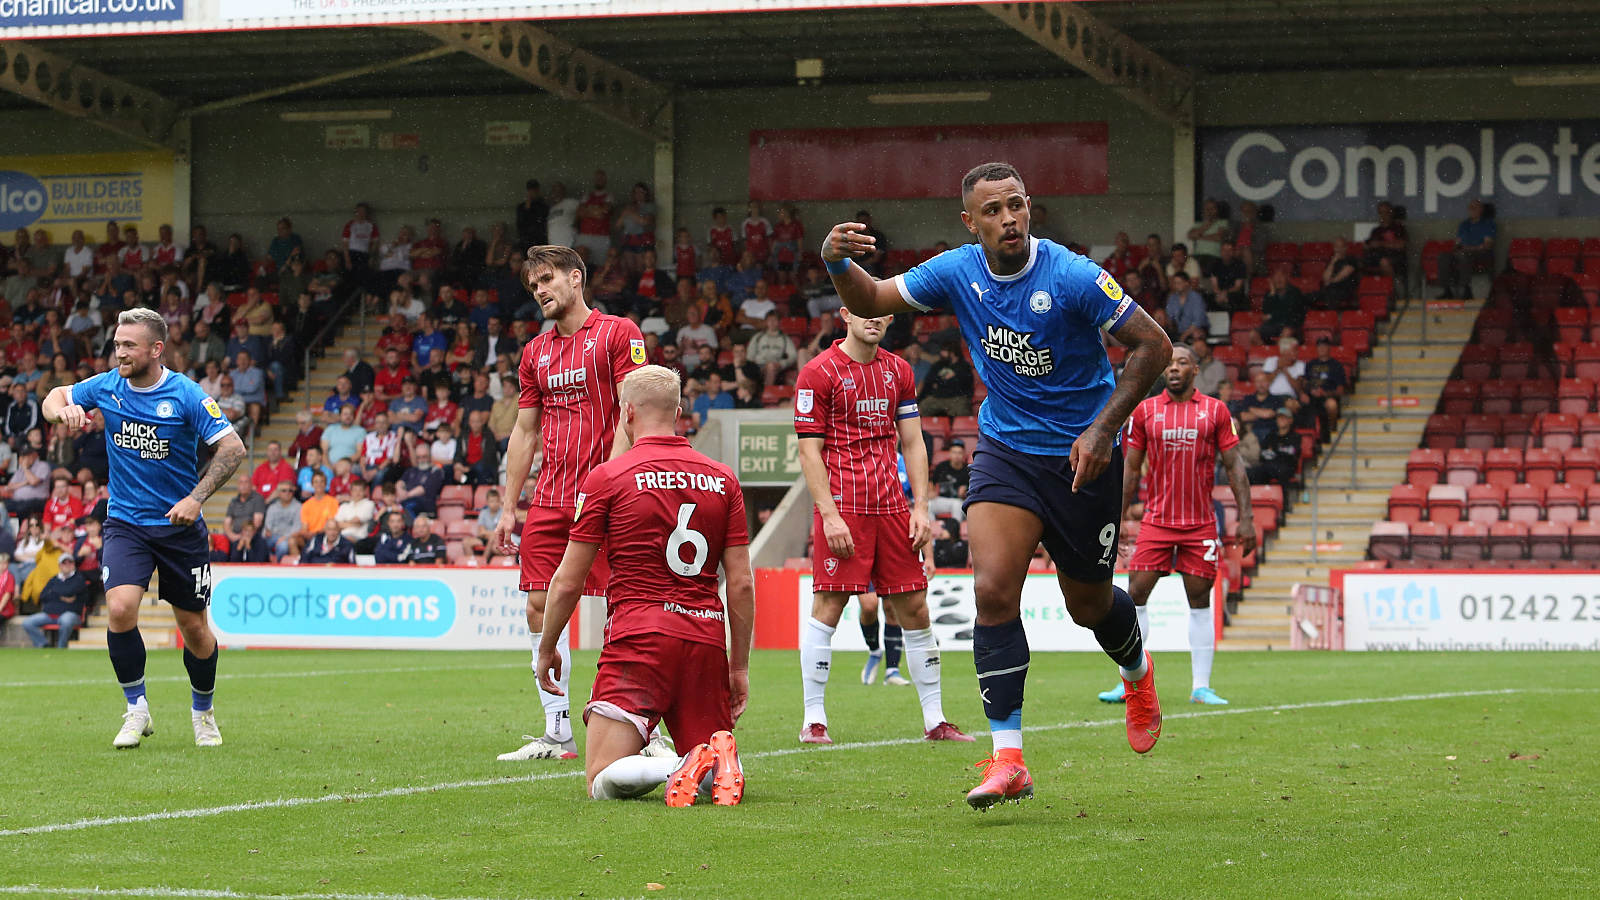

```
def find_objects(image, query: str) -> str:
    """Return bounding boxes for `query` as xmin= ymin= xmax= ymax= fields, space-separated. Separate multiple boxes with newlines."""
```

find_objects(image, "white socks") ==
xmin=1135 ymin=604 xmax=1151 ymax=646
xmin=531 ymin=626 xmax=572 ymax=742
xmin=1188 ymin=605 xmax=1215 ymax=691
xmin=800 ymin=617 xmax=835 ymax=727
xmin=901 ymin=627 xmax=946 ymax=731
xmin=590 ymin=755 xmax=677 ymax=800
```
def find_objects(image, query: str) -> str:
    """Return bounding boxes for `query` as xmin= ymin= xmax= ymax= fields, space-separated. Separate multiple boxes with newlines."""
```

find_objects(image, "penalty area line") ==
xmin=0 ymin=686 xmax=1577 ymax=839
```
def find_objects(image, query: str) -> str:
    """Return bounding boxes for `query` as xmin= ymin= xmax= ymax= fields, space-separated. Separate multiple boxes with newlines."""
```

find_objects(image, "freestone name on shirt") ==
xmin=633 ymin=470 xmax=729 ymax=494
xmin=664 ymin=601 xmax=725 ymax=621
xmin=112 ymin=421 xmax=170 ymax=460
xmin=981 ymin=325 xmax=1055 ymax=377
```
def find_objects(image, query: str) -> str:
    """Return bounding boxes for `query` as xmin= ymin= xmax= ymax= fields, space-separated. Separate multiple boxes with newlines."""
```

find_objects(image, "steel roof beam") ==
xmin=409 ymin=22 xmax=671 ymax=142
xmin=0 ymin=40 xmax=182 ymax=151
xmin=189 ymin=45 xmax=463 ymax=117
xmin=982 ymin=2 xmax=1195 ymax=128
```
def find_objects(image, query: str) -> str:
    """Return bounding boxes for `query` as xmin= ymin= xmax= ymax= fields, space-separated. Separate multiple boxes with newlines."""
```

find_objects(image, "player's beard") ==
xmin=992 ymin=228 xmax=1028 ymax=268
xmin=1166 ymin=373 xmax=1193 ymax=397
xmin=119 ymin=357 xmax=155 ymax=380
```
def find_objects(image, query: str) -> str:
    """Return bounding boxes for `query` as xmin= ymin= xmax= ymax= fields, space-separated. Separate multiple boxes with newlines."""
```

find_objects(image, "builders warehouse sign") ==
xmin=1203 ymin=121 xmax=1600 ymax=221
xmin=0 ymin=152 xmax=175 ymax=237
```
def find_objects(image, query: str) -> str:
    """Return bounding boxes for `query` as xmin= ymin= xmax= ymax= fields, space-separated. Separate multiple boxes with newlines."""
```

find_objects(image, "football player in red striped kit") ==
xmin=793 ymin=307 xmax=974 ymax=745
xmin=494 ymin=245 xmax=657 ymax=761
xmin=1101 ymin=344 xmax=1255 ymax=706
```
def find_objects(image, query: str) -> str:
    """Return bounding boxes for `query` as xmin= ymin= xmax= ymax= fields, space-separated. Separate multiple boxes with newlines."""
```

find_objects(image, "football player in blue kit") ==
xmin=820 ymin=163 xmax=1173 ymax=809
xmin=43 ymin=307 xmax=247 ymax=749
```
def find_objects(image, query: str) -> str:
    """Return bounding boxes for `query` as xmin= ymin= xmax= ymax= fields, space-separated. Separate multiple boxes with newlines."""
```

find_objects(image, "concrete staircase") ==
xmin=1225 ymin=299 xmax=1483 ymax=649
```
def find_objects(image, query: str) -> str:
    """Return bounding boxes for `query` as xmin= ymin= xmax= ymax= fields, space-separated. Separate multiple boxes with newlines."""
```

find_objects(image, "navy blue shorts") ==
xmin=101 ymin=518 xmax=213 ymax=612
xmin=965 ymin=435 xmax=1123 ymax=584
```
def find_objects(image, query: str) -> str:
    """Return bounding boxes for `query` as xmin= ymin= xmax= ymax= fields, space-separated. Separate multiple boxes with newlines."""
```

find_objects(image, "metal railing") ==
xmin=301 ymin=284 xmax=368 ymax=410
xmin=1382 ymin=293 xmax=1414 ymax=415
xmin=1309 ymin=411 xmax=1360 ymax=565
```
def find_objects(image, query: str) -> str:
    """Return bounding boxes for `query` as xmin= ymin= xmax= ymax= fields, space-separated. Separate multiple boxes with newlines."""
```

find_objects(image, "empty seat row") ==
xmin=1388 ymin=482 xmax=1600 ymax=524
xmin=1422 ymin=412 xmax=1600 ymax=449
xmin=1405 ymin=446 xmax=1598 ymax=487
xmin=1441 ymin=380 xmax=1600 ymax=416
xmin=1370 ymin=520 xmax=1600 ymax=562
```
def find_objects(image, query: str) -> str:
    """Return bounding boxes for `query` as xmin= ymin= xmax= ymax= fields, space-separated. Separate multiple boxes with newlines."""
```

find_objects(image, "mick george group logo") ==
xmin=210 ymin=576 xmax=457 ymax=638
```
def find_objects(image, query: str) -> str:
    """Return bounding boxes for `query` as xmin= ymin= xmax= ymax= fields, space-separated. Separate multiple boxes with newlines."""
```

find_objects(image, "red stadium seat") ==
xmin=1424 ymin=414 xmax=1463 ymax=449
xmin=1449 ymin=521 xmax=1489 ymax=562
xmin=1555 ymin=307 xmax=1590 ymax=344
xmin=780 ymin=316 xmax=809 ymax=338
xmin=473 ymin=485 xmax=495 ymax=509
xmin=1505 ymin=483 xmax=1545 ymax=523
xmin=1524 ymin=448 xmax=1564 ymax=487
xmin=1496 ymin=342 xmax=1537 ymax=380
xmin=1565 ymin=447 xmax=1599 ymax=486
xmin=950 ymin=416 xmax=980 ymax=439
xmin=1558 ymin=379 xmax=1595 ymax=415
xmin=1248 ymin=278 xmax=1271 ymax=301
xmin=760 ymin=386 xmax=785 ymax=407
xmin=1357 ymin=275 xmax=1392 ymax=299
xmin=1457 ymin=345 xmax=1495 ymax=382
xmin=1488 ymin=521 xmax=1529 ymax=560
xmin=1575 ymin=272 xmax=1600 ymax=306
xmin=1475 ymin=308 xmax=1515 ymax=346
xmin=1502 ymin=414 xmax=1537 ymax=450
xmin=1439 ymin=381 xmax=1478 ymax=415
xmin=1265 ymin=242 xmax=1299 ymax=265
xmin=1461 ymin=414 xmax=1501 ymax=451
xmin=1538 ymin=412 xmax=1581 ymax=451
xmin=1573 ymin=343 xmax=1600 ymax=380
xmin=1420 ymin=239 xmax=1455 ymax=284
xmin=1552 ymin=341 xmax=1578 ymax=375
xmin=1409 ymin=522 xmax=1448 ymax=560
xmin=435 ymin=506 xmax=466 ymax=525
xmin=1528 ymin=522 xmax=1569 ymax=560
xmin=1406 ymin=448 xmax=1446 ymax=487
xmin=1339 ymin=309 xmax=1376 ymax=332
xmin=1340 ymin=329 xmax=1371 ymax=356
xmin=1571 ymin=520 xmax=1600 ymax=561
xmin=1583 ymin=413 xmax=1600 ymax=450
xmin=1445 ymin=448 xmax=1484 ymax=487
xmin=1427 ymin=484 xmax=1467 ymax=525
xmin=923 ymin=417 xmax=951 ymax=443
xmin=1369 ymin=521 xmax=1409 ymax=561
xmin=1250 ymin=484 xmax=1284 ymax=527
xmin=1483 ymin=447 xmax=1523 ymax=487
xmin=446 ymin=520 xmax=476 ymax=540
xmin=437 ymin=485 xmax=472 ymax=508
xmin=1545 ymin=483 xmax=1586 ymax=523
xmin=1388 ymin=484 xmax=1427 ymax=524
xmin=1520 ymin=380 xmax=1557 ymax=415
xmin=1300 ymin=241 xmax=1334 ymax=264
xmin=1479 ymin=380 xmax=1519 ymax=416
xmin=1359 ymin=293 xmax=1390 ymax=322
xmin=1466 ymin=484 xmax=1506 ymax=524
xmin=1549 ymin=237 xmax=1582 ymax=261
xmin=1509 ymin=238 xmax=1544 ymax=275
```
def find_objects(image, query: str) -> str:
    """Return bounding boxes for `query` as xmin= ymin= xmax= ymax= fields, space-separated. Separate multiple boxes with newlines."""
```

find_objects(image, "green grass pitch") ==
xmin=0 ymin=648 xmax=1595 ymax=899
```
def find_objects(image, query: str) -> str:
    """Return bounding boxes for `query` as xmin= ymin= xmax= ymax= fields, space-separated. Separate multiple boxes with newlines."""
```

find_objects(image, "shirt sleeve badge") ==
xmin=1095 ymin=269 xmax=1125 ymax=302
xmin=796 ymin=389 xmax=814 ymax=414
xmin=630 ymin=339 xmax=647 ymax=365
xmin=574 ymin=492 xmax=586 ymax=521
xmin=202 ymin=397 xmax=225 ymax=420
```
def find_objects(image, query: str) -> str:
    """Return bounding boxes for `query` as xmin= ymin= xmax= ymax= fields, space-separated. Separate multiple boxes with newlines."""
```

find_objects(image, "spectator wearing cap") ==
xmin=1250 ymin=407 xmax=1302 ymax=503
xmin=929 ymin=439 xmax=970 ymax=521
xmin=20 ymin=551 xmax=86 ymax=648
xmin=918 ymin=343 xmax=974 ymax=418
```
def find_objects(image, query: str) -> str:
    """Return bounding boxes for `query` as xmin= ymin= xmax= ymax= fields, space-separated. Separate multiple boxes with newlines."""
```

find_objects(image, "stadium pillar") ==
xmin=653 ymin=102 xmax=675 ymax=258
xmin=1172 ymin=97 xmax=1196 ymax=246
xmin=172 ymin=117 xmax=193 ymax=244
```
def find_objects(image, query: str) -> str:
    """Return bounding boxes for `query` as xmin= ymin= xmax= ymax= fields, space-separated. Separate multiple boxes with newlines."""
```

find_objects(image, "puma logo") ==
xmin=970 ymin=282 xmax=989 ymax=302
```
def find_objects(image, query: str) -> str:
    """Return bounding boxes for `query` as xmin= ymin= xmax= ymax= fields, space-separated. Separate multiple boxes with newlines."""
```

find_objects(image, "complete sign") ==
xmin=1203 ymin=120 xmax=1600 ymax=221
xmin=736 ymin=421 xmax=801 ymax=487
xmin=1342 ymin=571 xmax=1600 ymax=651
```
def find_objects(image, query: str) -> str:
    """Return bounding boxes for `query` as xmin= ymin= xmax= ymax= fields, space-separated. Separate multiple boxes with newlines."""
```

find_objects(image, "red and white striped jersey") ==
xmin=1125 ymin=390 xmax=1239 ymax=528
xmin=793 ymin=341 xmax=919 ymax=515
xmin=519 ymin=310 xmax=647 ymax=508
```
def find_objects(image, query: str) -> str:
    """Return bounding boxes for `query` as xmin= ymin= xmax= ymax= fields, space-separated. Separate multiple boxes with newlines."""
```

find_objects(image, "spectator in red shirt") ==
xmin=1362 ymin=200 xmax=1408 ymax=281
xmin=94 ymin=220 xmax=121 ymax=274
xmin=452 ymin=408 xmax=501 ymax=486
xmin=424 ymin=382 xmax=459 ymax=435
xmin=772 ymin=203 xmax=804 ymax=273
xmin=411 ymin=219 xmax=446 ymax=272
xmin=42 ymin=477 xmax=83 ymax=531
xmin=706 ymin=207 xmax=735 ymax=266
xmin=250 ymin=440 xmax=297 ymax=498
xmin=374 ymin=347 xmax=411 ymax=401
xmin=742 ymin=200 xmax=773 ymax=263
xmin=1101 ymin=232 xmax=1136 ymax=279
xmin=672 ymin=228 xmax=698 ymax=281
xmin=288 ymin=408 xmax=325 ymax=467
xmin=574 ymin=170 xmax=617 ymax=263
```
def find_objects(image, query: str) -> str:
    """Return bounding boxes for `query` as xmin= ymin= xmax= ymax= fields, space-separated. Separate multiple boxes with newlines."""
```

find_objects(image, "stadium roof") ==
xmin=7 ymin=1 xmax=1600 ymax=113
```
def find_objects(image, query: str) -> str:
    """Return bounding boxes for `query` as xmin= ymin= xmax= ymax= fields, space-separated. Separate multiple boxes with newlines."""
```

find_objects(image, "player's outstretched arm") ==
xmin=495 ymin=406 xmax=541 ymax=554
xmin=797 ymin=436 xmax=854 ymax=558
xmin=821 ymin=223 xmax=916 ymax=318
xmin=1070 ymin=309 xmax=1172 ymax=492
xmin=721 ymin=544 xmax=755 ymax=721
xmin=41 ymin=386 xmax=88 ymax=432
xmin=170 ymin=432 xmax=246 ymax=526
xmin=896 ymin=416 xmax=933 ymax=551
xmin=536 ymin=539 xmax=601 ymax=694
xmin=1220 ymin=445 xmax=1257 ymax=557
xmin=1120 ymin=445 xmax=1146 ymax=524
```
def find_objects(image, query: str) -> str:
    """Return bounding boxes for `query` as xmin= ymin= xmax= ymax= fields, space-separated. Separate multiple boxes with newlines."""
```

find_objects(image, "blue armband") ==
xmin=824 ymin=256 xmax=853 ymax=276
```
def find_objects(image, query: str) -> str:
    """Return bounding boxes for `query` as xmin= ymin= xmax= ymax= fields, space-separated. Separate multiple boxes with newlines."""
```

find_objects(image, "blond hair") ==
xmin=620 ymin=365 xmax=682 ymax=418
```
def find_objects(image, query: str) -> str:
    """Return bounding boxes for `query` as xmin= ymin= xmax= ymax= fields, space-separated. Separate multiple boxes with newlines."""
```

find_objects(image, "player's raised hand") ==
xmin=493 ymin=510 xmax=520 ymax=556
xmin=821 ymin=223 xmax=876 ymax=263
xmin=728 ymin=667 xmax=750 ymax=722
xmin=908 ymin=508 xmax=932 ymax=552
xmin=53 ymin=403 xmax=89 ymax=433
xmin=166 ymin=496 xmax=203 ymax=527
xmin=1069 ymin=424 xmax=1115 ymax=493
xmin=536 ymin=647 xmax=565 ymax=696
xmin=822 ymin=512 xmax=855 ymax=558
xmin=1235 ymin=518 xmax=1257 ymax=557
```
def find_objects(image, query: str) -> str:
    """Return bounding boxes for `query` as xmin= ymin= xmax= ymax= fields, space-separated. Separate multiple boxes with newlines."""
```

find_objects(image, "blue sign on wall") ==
xmin=211 ymin=576 xmax=456 ymax=639
xmin=1202 ymin=120 xmax=1600 ymax=222
xmin=0 ymin=0 xmax=184 ymax=30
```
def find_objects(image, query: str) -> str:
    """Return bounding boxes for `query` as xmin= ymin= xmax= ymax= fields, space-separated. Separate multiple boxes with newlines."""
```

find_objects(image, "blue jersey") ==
xmin=71 ymin=367 xmax=236 ymax=526
xmin=896 ymin=237 xmax=1135 ymax=454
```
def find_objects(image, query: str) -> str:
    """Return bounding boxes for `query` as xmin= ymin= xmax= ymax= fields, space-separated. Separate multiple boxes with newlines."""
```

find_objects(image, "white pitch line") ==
xmin=0 ymin=663 xmax=523 ymax=690
xmin=0 ymin=885 xmax=572 ymax=900
xmin=1 ymin=685 xmax=1569 ymax=839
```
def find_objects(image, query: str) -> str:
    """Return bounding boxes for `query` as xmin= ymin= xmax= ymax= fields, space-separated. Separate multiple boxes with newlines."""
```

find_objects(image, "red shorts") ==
xmin=1128 ymin=520 xmax=1222 ymax=580
xmin=584 ymin=632 xmax=733 ymax=750
xmin=811 ymin=509 xmax=926 ymax=595
xmin=519 ymin=504 xmax=609 ymax=594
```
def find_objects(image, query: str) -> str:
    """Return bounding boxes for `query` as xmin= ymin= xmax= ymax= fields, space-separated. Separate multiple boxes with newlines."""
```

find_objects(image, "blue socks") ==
xmin=1094 ymin=585 xmax=1146 ymax=671
xmin=107 ymin=628 xmax=147 ymax=706
xmin=883 ymin=623 xmax=904 ymax=670
xmin=973 ymin=617 xmax=1029 ymax=748
xmin=184 ymin=646 xmax=219 ymax=712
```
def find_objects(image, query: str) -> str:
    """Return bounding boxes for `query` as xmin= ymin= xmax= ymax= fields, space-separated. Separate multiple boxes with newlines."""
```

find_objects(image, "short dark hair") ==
xmin=712 ymin=207 xmax=726 ymax=217
xmin=525 ymin=179 xmax=539 ymax=190
xmin=522 ymin=245 xmax=586 ymax=295
xmin=961 ymin=162 xmax=1025 ymax=198
xmin=1170 ymin=242 xmax=1188 ymax=255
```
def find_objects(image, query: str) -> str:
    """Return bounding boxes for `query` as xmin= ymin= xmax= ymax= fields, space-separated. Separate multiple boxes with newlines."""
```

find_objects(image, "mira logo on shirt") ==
xmin=980 ymin=325 xmax=1055 ymax=377
xmin=112 ymin=421 xmax=170 ymax=459
xmin=854 ymin=397 xmax=890 ymax=419
xmin=1162 ymin=427 xmax=1199 ymax=447
xmin=546 ymin=367 xmax=588 ymax=393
